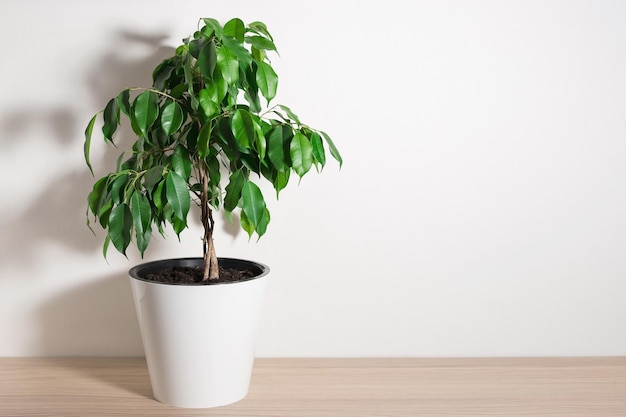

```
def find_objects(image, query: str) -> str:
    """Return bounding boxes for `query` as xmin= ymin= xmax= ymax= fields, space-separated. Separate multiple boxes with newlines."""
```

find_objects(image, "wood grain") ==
xmin=0 ymin=357 xmax=624 ymax=416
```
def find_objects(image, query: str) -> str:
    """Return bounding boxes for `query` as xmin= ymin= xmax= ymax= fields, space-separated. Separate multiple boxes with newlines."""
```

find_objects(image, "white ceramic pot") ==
xmin=128 ymin=257 xmax=269 ymax=408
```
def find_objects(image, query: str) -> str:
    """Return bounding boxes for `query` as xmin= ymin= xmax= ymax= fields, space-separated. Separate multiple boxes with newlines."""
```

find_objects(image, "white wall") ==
xmin=1 ymin=0 xmax=625 ymax=357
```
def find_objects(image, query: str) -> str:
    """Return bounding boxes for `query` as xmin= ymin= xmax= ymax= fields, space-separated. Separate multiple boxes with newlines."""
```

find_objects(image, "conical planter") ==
xmin=128 ymin=257 xmax=269 ymax=408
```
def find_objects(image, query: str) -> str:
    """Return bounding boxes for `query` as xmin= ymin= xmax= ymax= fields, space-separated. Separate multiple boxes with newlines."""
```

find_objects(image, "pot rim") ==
xmin=128 ymin=257 xmax=270 ymax=286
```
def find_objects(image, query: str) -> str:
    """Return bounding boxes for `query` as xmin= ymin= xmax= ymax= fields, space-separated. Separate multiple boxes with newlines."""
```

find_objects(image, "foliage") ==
xmin=84 ymin=18 xmax=341 ymax=279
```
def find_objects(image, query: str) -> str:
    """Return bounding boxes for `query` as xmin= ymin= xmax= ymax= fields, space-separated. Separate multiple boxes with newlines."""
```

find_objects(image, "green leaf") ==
xmin=102 ymin=235 xmax=111 ymax=260
xmin=117 ymin=89 xmax=131 ymax=117
xmin=160 ymin=101 xmax=184 ymax=136
xmin=216 ymin=46 xmax=239 ymax=84
xmin=231 ymin=109 xmax=255 ymax=149
xmin=197 ymin=123 xmax=212 ymax=158
xmin=198 ymin=40 xmax=217 ymax=80
xmin=110 ymin=173 xmax=129 ymax=205
xmin=277 ymin=105 xmax=301 ymax=125
xmin=224 ymin=18 xmax=245 ymax=42
xmin=88 ymin=177 xmax=108 ymax=215
xmin=143 ymin=165 xmax=163 ymax=192
xmin=224 ymin=168 xmax=245 ymax=212
xmin=256 ymin=208 xmax=270 ymax=237
xmin=267 ymin=126 xmax=285 ymax=171
xmin=290 ymin=131 xmax=313 ymax=177
xmin=245 ymin=35 xmax=277 ymax=51
xmin=252 ymin=116 xmax=266 ymax=160
xmin=171 ymin=214 xmax=186 ymax=236
xmin=310 ymin=131 xmax=326 ymax=169
xmin=241 ymin=181 xmax=267 ymax=232
xmin=320 ymin=131 xmax=343 ymax=168
xmin=84 ymin=113 xmax=98 ymax=175
xmin=256 ymin=61 xmax=278 ymax=103
xmin=240 ymin=210 xmax=254 ymax=239
xmin=202 ymin=18 xmax=224 ymax=38
xmin=183 ymin=55 xmax=197 ymax=108
xmin=165 ymin=171 xmax=190 ymax=221
xmin=199 ymin=88 xmax=219 ymax=118
xmin=249 ymin=21 xmax=274 ymax=41
xmin=273 ymin=169 xmax=290 ymax=198
xmin=221 ymin=36 xmax=253 ymax=66
xmin=108 ymin=203 xmax=133 ymax=256
xmin=152 ymin=60 xmax=174 ymax=90
xmin=153 ymin=180 xmax=166 ymax=211
xmin=132 ymin=91 xmax=159 ymax=137
xmin=102 ymin=98 xmax=119 ymax=142
xmin=131 ymin=192 xmax=152 ymax=256
xmin=172 ymin=145 xmax=192 ymax=180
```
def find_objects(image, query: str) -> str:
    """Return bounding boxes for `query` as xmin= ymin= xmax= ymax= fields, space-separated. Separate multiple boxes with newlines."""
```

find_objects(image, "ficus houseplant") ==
xmin=84 ymin=17 xmax=341 ymax=280
xmin=83 ymin=18 xmax=341 ymax=408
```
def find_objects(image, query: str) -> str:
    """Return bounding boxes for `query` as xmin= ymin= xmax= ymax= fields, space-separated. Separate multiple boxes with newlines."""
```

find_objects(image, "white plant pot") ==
xmin=128 ymin=257 xmax=269 ymax=408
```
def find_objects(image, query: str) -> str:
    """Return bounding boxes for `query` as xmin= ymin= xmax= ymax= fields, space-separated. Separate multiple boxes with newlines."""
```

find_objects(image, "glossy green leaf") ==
xmin=102 ymin=235 xmax=111 ymax=260
xmin=136 ymin=227 xmax=152 ymax=257
xmin=202 ymin=18 xmax=224 ymax=38
xmin=310 ymin=131 xmax=326 ymax=169
xmin=152 ymin=60 xmax=174 ymax=90
xmin=240 ymin=210 xmax=254 ymax=239
xmin=273 ymin=169 xmax=290 ymax=198
xmin=160 ymin=101 xmax=184 ymax=136
xmin=267 ymin=126 xmax=285 ymax=171
xmin=98 ymin=195 xmax=113 ymax=228
xmin=320 ymin=131 xmax=343 ymax=168
xmin=84 ymin=113 xmax=98 ymax=175
xmin=216 ymin=46 xmax=239 ymax=84
xmin=231 ymin=110 xmax=254 ymax=149
xmin=108 ymin=203 xmax=133 ymax=256
xmin=117 ymin=89 xmax=131 ymax=117
xmin=142 ymin=165 xmax=163 ymax=191
xmin=256 ymin=61 xmax=278 ymax=103
xmin=224 ymin=18 xmax=245 ymax=42
xmin=132 ymin=91 xmax=159 ymax=137
xmin=197 ymin=123 xmax=212 ymax=158
xmin=256 ymin=208 xmax=270 ymax=237
xmin=153 ymin=180 xmax=166 ymax=211
xmin=131 ymin=192 xmax=152 ymax=256
xmin=172 ymin=214 xmax=186 ymax=236
xmin=88 ymin=177 xmax=108 ymax=215
xmin=183 ymin=55 xmax=197 ymax=107
xmin=102 ymin=98 xmax=119 ymax=142
xmin=252 ymin=116 xmax=266 ymax=160
xmin=172 ymin=146 xmax=192 ymax=180
xmin=249 ymin=21 xmax=274 ymax=41
xmin=165 ymin=171 xmax=190 ymax=221
xmin=241 ymin=181 xmax=266 ymax=231
xmin=199 ymin=88 xmax=219 ymax=118
xmin=224 ymin=168 xmax=245 ymax=212
xmin=110 ymin=173 xmax=129 ymax=205
xmin=221 ymin=36 xmax=253 ymax=66
xmin=277 ymin=105 xmax=301 ymax=125
xmin=245 ymin=35 xmax=276 ymax=51
xmin=198 ymin=40 xmax=217 ymax=80
xmin=290 ymin=131 xmax=313 ymax=177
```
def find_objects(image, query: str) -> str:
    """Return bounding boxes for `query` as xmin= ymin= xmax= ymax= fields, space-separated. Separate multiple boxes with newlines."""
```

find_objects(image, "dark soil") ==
xmin=143 ymin=265 xmax=256 ymax=285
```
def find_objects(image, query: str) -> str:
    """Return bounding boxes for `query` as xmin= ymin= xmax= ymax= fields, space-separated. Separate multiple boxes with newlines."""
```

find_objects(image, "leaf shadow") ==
xmin=0 ymin=28 xmax=175 ymax=274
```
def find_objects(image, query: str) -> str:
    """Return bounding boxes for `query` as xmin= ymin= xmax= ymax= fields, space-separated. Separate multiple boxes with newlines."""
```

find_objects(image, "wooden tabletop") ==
xmin=1 ymin=357 xmax=625 ymax=416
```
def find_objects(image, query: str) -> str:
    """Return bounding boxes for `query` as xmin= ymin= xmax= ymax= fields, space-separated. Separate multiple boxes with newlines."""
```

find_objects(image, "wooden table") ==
xmin=1 ymin=357 xmax=625 ymax=416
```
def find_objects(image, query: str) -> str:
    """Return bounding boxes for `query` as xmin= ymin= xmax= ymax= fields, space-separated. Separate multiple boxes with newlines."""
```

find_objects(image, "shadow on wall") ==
xmin=0 ymin=29 xmax=175 ymax=270
xmin=32 ymin=272 xmax=143 ymax=356
xmin=0 ymin=28 xmax=176 ymax=355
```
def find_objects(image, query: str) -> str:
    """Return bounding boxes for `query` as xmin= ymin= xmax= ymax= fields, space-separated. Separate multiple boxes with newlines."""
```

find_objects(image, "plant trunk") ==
xmin=200 ymin=164 xmax=219 ymax=281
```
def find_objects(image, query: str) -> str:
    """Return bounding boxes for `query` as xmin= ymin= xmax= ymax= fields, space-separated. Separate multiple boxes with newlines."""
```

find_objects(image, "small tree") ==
xmin=84 ymin=18 xmax=341 ymax=280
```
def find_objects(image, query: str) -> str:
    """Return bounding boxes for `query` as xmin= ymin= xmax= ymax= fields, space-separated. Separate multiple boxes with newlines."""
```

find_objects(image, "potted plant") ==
xmin=84 ymin=18 xmax=341 ymax=408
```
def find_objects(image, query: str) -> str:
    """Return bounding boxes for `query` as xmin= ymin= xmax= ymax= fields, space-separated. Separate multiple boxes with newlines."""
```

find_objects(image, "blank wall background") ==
xmin=1 ymin=0 xmax=625 ymax=357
